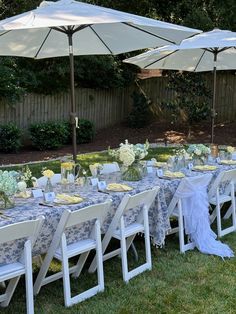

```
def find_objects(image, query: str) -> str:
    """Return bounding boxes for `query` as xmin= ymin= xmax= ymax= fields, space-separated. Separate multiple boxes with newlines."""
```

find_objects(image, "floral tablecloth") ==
xmin=0 ymin=163 xmax=235 ymax=264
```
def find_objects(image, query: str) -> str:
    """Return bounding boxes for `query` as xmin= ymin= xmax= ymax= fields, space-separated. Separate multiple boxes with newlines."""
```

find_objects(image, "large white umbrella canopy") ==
xmin=124 ymin=29 xmax=236 ymax=143
xmin=0 ymin=0 xmax=201 ymax=160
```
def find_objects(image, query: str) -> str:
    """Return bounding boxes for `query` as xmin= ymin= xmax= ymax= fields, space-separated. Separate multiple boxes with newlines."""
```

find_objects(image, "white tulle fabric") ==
xmin=175 ymin=175 xmax=234 ymax=258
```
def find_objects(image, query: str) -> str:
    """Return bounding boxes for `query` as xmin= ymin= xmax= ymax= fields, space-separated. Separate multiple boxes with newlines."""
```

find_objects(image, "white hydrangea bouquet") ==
xmin=108 ymin=139 xmax=149 ymax=181
xmin=187 ymin=144 xmax=211 ymax=164
xmin=187 ymin=144 xmax=211 ymax=157
xmin=0 ymin=170 xmax=18 ymax=209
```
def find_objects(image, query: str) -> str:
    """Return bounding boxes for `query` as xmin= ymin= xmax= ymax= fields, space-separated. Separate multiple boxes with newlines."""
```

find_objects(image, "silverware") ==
xmin=98 ymin=189 xmax=110 ymax=195
xmin=39 ymin=202 xmax=54 ymax=208
xmin=0 ymin=212 xmax=11 ymax=220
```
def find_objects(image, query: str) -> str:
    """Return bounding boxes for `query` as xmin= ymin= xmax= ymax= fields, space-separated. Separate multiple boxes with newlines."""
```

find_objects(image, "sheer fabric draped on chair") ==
xmin=167 ymin=174 xmax=234 ymax=257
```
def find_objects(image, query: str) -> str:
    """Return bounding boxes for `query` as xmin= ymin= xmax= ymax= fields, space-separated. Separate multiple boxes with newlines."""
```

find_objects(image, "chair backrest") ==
xmin=120 ymin=187 xmax=159 ymax=215
xmin=51 ymin=200 xmax=112 ymax=244
xmin=65 ymin=201 xmax=112 ymax=229
xmin=0 ymin=217 xmax=44 ymax=246
xmin=100 ymin=162 xmax=120 ymax=174
xmin=37 ymin=174 xmax=63 ymax=188
xmin=108 ymin=187 xmax=159 ymax=230
xmin=168 ymin=174 xmax=212 ymax=217
xmin=208 ymin=169 xmax=236 ymax=200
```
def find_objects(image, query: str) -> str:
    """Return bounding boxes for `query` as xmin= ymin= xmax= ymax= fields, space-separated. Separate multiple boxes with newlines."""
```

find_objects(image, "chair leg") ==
xmin=178 ymin=200 xmax=185 ymax=253
xmin=72 ymin=252 xmax=90 ymax=279
xmin=143 ymin=208 xmax=152 ymax=270
xmin=61 ymin=235 xmax=72 ymax=307
xmin=216 ymin=201 xmax=223 ymax=238
xmin=130 ymin=243 xmax=138 ymax=262
xmin=120 ymin=217 xmax=129 ymax=283
xmin=24 ymin=241 xmax=34 ymax=314
xmin=1 ymin=277 xmax=20 ymax=308
xmin=95 ymin=220 xmax=104 ymax=292
xmin=0 ymin=282 xmax=6 ymax=289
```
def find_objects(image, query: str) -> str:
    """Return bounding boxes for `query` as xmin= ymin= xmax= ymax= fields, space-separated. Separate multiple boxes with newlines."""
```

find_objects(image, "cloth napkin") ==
xmin=15 ymin=191 xmax=32 ymax=198
xmin=220 ymin=160 xmax=236 ymax=165
xmin=106 ymin=183 xmax=133 ymax=192
xmin=193 ymin=165 xmax=217 ymax=171
xmin=164 ymin=171 xmax=185 ymax=178
xmin=54 ymin=193 xmax=83 ymax=204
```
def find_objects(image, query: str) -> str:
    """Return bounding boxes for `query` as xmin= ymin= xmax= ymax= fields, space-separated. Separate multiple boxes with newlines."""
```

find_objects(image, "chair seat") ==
xmin=209 ymin=194 xmax=232 ymax=205
xmin=112 ymin=223 xmax=144 ymax=240
xmin=54 ymin=238 xmax=96 ymax=260
xmin=0 ymin=262 xmax=25 ymax=281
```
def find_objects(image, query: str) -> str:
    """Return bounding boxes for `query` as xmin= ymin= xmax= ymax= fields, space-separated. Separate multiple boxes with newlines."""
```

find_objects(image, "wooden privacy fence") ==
xmin=0 ymin=87 xmax=133 ymax=134
xmin=0 ymin=72 xmax=235 ymax=135
xmin=139 ymin=72 xmax=236 ymax=124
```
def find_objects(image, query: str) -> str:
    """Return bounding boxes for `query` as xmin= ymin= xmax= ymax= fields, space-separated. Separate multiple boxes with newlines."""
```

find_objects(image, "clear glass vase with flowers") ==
xmin=61 ymin=158 xmax=75 ymax=192
xmin=187 ymin=144 xmax=211 ymax=165
xmin=108 ymin=139 xmax=149 ymax=181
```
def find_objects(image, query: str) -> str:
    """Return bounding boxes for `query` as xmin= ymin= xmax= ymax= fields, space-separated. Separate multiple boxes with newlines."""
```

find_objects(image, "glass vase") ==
xmin=0 ymin=191 xmax=15 ymax=210
xmin=193 ymin=156 xmax=205 ymax=166
xmin=61 ymin=159 xmax=75 ymax=193
xmin=44 ymin=178 xmax=53 ymax=193
xmin=121 ymin=161 xmax=143 ymax=181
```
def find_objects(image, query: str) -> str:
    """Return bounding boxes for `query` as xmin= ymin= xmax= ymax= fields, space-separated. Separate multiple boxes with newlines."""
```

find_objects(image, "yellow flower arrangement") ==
xmin=61 ymin=162 xmax=74 ymax=171
xmin=42 ymin=169 xmax=54 ymax=178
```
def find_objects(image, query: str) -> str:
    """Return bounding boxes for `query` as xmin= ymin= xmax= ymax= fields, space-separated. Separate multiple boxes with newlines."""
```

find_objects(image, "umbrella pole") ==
xmin=68 ymin=32 xmax=77 ymax=162
xmin=211 ymin=52 xmax=217 ymax=144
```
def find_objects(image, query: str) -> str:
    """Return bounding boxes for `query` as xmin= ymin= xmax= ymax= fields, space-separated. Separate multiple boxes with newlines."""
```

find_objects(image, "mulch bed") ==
xmin=1 ymin=121 xmax=235 ymax=166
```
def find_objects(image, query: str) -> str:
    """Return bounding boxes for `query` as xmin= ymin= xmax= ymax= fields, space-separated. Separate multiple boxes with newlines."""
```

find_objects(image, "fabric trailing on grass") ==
xmin=176 ymin=178 xmax=234 ymax=258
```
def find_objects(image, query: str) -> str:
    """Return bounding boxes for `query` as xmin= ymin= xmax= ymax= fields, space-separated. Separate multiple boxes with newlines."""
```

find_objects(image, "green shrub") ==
xmin=76 ymin=119 xmax=95 ymax=144
xmin=0 ymin=123 xmax=22 ymax=153
xmin=66 ymin=119 xmax=95 ymax=144
xmin=29 ymin=121 xmax=70 ymax=150
xmin=127 ymin=91 xmax=152 ymax=128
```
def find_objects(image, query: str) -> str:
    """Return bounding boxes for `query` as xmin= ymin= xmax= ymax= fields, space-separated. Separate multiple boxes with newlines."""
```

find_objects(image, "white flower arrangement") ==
xmin=0 ymin=171 xmax=19 ymax=208
xmin=109 ymin=140 xmax=149 ymax=167
xmin=187 ymin=144 xmax=211 ymax=158
xmin=174 ymin=148 xmax=191 ymax=160
xmin=227 ymin=146 xmax=235 ymax=153
xmin=0 ymin=170 xmax=18 ymax=196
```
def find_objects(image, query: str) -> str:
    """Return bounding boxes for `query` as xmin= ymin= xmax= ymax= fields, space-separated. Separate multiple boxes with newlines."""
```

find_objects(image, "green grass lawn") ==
xmin=1 ymin=147 xmax=176 ymax=178
xmin=1 ymin=147 xmax=236 ymax=313
xmin=1 ymin=231 xmax=236 ymax=314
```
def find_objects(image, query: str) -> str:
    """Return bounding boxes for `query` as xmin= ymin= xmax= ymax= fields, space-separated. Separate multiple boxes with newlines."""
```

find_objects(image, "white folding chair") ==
xmin=100 ymin=162 xmax=120 ymax=174
xmin=37 ymin=173 xmax=62 ymax=188
xmin=89 ymin=187 xmax=159 ymax=283
xmin=208 ymin=169 xmax=236 ymax=237
xmin=167 ymin=174 xmax=212 ymax=253
xmin=0 ymin=217 xmax=44 ymax=314
xmin=33 ymin=200 xmax=112 ymax=307
xmin=89 ymin=162 xmax=120 ymax=176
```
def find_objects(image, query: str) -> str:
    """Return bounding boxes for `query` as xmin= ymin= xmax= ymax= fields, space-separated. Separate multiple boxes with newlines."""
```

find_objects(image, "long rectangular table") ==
xmin=0 ymin=163 xmax=235 ymax=265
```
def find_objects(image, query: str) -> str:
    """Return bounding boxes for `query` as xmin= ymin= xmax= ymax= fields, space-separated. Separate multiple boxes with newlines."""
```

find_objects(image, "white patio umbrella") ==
xmin=0 ymin=0 xmax=200 ymax=160
xmin=124 ymin=29 xmax=236 ymax=144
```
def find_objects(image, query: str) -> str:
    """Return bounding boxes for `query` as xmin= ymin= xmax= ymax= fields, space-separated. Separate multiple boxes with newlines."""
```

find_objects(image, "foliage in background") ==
xmin=0 ymin=0 xmax=235 ymax=102
xmin=127 ymin=90 xmax=152 ymax=128
xmin=161 ymin=72 xmax=211 ymax=136
xmin=29 ymin=121 xmax=70 ymax=150
xmin=0 ymin=58 xmax=25 ymax=103
xmin=0 ymin=123 xmax=22 ymax=153
xmin=76 ymin=119 xmax=95 ymax=144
